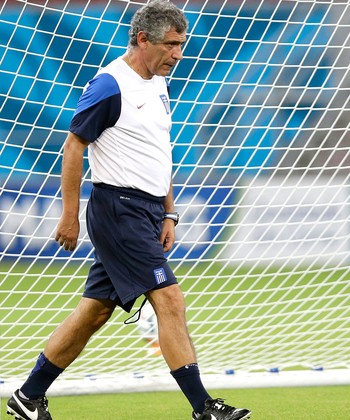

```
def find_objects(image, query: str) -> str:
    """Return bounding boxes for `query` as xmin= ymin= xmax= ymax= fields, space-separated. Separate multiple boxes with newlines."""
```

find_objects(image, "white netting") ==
xmin=1 ymin=0 xmax=350 ymax=393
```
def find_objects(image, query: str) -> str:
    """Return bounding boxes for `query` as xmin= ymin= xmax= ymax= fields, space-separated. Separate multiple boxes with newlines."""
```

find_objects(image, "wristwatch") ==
xmin=163 ymin=212 xmax=180 ymax=226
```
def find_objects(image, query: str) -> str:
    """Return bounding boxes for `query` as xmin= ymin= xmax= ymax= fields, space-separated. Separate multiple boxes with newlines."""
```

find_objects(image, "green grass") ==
xmin=2 ymin=386 xmax=350 ymax=419
xmin=1 ymin=260 xmax=350 ymax=420
xmin=1 ymin=260 xmax=350 ymax=377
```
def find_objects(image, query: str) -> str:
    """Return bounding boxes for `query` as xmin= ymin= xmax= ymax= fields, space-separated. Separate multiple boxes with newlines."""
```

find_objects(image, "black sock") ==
xmin=20 ymin=352 xmax=64 ymax=399
xmin=171 ymin=363 xmax=211 ymax=414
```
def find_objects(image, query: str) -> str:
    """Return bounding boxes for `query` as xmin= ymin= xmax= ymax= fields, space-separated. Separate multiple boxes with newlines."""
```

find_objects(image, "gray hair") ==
xmin=129 ymin=0 xmax=188 ymax=47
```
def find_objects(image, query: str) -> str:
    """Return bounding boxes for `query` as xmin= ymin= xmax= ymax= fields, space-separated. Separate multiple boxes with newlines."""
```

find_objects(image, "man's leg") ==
xmin=146 ymin=284 xmax=211 ymax=414
xmin=44 ymin=297 xmax=116 ymax=368
xmin=21 ymin=297 xmax=116 ymax=398
xmin=146 ymin=284 xmax=195 ymax=369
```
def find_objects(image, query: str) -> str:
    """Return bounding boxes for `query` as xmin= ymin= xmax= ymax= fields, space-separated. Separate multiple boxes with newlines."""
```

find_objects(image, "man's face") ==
xmin=141 ymin=29 xmax=186 ymax=78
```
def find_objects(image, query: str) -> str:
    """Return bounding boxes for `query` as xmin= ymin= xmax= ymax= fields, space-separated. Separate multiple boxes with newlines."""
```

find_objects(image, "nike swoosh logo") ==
xmin=13 ymin=393 xmax=39 ymax=420
xmin=137 ymin=103 xmax=145 ymax=109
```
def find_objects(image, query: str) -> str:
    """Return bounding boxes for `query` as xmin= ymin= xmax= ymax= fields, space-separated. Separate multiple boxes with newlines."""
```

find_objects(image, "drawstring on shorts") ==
xmin=123 ymin=297 xmax=148 ymax=324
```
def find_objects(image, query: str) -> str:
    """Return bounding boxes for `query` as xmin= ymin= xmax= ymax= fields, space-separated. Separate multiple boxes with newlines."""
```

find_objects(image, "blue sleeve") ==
xmin=70 ymin=73 xmax=121 ymax=142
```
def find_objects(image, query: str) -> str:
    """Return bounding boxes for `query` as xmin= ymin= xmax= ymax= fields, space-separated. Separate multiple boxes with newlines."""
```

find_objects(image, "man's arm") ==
xmin=55 ymin=132 xmax=89 ymax=251
xmin=160 ymin=180 xmax=176 ymax=253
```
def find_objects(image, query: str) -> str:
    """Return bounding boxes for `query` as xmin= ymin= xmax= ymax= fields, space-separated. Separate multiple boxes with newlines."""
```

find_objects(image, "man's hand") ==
xmin=160 ymin=218 xmax=176 ymax=253
xmin=55 ymin=215 xmax=80 ymax=251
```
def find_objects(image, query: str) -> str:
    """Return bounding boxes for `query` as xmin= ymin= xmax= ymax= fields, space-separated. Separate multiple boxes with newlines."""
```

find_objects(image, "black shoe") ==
xmin=7 ymin=389 xmax=52 ymax=420
xmin=193 ymin=398 xmax=251 ymax=420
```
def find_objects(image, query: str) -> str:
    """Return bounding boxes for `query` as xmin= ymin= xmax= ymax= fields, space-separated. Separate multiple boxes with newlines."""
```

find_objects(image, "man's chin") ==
xmin=157 ymin=67 xmax=172 ymax=76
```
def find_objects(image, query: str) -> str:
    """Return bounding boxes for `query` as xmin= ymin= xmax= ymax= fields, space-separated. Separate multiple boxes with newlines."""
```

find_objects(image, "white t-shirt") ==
xmin=70 ymin=57 xmax=172 ymax=197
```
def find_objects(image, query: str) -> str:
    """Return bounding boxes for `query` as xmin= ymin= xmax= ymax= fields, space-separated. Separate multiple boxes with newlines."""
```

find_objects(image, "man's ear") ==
xmin=137 ymin=31 xmax=148 ymax=49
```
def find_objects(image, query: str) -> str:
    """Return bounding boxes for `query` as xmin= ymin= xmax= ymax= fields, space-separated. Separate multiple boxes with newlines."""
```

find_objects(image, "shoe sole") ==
xmin=193 ymin=412 xmax=251 ymax=420
xmin=6 ymin=406 xmax=26 ymax=420
xmin=197 ymin=413 xmax=251 ymax=420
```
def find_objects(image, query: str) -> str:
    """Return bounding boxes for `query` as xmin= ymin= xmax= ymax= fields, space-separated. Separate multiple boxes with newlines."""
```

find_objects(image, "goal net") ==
xmin=1 ymin=0 xmax=350 ymax=395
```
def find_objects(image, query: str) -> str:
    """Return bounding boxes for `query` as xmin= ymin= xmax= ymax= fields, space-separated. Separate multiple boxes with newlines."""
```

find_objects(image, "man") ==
xmin=7 ymin=1 xmax=251 ymax=419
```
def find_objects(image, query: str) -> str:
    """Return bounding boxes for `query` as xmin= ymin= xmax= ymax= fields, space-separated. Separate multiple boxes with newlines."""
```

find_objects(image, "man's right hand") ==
xmin=55 ymin=215 xmax=80 ymax=251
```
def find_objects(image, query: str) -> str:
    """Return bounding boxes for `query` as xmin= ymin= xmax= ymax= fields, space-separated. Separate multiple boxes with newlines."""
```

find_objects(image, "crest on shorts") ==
xmin=154 ymin=267 xmax=167 ymax=285
xmin=159 ymin=94 xmax=170 ymax=114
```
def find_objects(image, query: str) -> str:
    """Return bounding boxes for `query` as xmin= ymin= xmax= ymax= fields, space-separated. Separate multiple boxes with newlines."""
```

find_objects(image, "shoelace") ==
xmin=210 ymin=399 xmax=237 ymax=414
xmin=35 ymin=396 xmax=50 ymax=412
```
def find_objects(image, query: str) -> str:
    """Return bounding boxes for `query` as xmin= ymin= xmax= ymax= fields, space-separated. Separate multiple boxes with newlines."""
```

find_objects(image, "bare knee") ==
xmin=146 ymin=284 xmax=186 ymax=320
xmin=74 ymin=297 xmax=116 ymax=332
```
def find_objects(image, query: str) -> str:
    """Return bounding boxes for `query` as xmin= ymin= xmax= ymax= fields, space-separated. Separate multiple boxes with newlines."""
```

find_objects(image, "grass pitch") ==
xmin=1 ymin=386 xmax=350 ymax=419
xmin=1 ymin=261 xmax=349 ymax=419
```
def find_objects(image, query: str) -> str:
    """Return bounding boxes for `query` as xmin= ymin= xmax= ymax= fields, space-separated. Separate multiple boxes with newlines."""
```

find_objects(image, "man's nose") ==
xmin=172 ymin=45 xmax=183 ymax=61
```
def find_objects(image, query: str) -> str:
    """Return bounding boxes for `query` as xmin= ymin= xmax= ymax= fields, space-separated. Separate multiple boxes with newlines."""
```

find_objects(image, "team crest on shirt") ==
xmin=159 ymin=94 xmax=170 ymax=114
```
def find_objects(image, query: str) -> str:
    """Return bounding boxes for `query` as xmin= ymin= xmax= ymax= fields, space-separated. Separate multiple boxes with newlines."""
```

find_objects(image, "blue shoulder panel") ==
xmin=74 ymin=73 xmax=120 ymax=115
xmin=70 ymin=73 xmax=122 ymax=142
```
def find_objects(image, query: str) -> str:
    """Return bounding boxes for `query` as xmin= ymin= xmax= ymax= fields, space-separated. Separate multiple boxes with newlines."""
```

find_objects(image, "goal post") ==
xmin=1 ymin=0 xmax=350 ymax=396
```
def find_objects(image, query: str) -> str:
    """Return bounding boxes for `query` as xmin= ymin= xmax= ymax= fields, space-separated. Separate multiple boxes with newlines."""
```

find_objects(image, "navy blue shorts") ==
xmin=83 ymin=183 xmax=177 ymax=312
